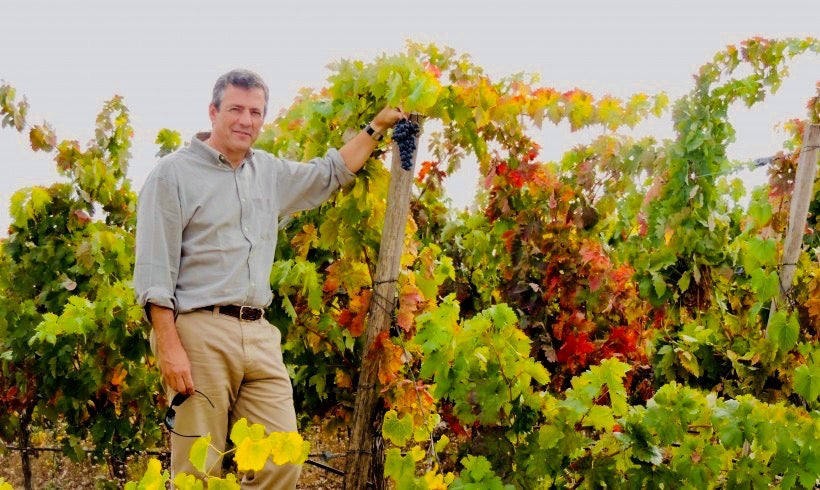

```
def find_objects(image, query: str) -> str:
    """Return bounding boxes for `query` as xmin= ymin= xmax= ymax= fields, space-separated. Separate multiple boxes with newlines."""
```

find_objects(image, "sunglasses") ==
xmin=164 ymin=389 xmax=215 ymax=438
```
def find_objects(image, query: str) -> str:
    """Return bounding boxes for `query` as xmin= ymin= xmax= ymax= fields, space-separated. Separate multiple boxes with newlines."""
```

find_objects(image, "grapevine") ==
xmin=1 ymin=37 xmax=820 ymax=489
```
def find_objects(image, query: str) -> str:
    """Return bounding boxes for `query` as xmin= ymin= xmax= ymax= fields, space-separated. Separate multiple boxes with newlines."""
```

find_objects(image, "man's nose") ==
xmin=238 ymin=109 xmax=252 ymax=126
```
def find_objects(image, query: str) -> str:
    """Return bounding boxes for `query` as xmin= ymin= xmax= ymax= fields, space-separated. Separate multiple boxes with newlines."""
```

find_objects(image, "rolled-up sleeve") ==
xmin=133 ymin=173 xmax=182 ymax=320
xmin=276 ymin=148 xmax=356 ymax=216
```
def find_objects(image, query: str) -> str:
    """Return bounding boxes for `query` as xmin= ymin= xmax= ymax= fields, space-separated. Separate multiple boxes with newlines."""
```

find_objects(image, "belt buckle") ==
xmin=239 ymin=305 xmax=259 ymax=321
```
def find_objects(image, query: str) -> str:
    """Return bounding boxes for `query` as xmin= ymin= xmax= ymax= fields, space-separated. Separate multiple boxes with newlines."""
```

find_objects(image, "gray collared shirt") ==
xmin=133 ymin=132 xmax=354 ymax=317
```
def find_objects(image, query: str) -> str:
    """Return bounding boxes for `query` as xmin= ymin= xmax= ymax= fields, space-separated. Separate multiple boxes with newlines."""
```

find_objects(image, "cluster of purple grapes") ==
xmin=393 ymin=118 xmax=420 ymax=171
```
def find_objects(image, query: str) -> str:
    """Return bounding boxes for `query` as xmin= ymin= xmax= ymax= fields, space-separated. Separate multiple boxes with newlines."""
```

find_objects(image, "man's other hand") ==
xmin=149 ymin=304 xmax=195 ymax=396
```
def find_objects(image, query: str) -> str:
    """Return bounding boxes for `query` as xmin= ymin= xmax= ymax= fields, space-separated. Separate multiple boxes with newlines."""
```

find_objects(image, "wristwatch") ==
xmin=364 ymin=123 xmax=383 ymax=141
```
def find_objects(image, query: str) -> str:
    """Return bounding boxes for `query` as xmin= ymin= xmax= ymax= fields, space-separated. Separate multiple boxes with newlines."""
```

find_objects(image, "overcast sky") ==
xmin=1 ymin=0 xmax=818 ymax=236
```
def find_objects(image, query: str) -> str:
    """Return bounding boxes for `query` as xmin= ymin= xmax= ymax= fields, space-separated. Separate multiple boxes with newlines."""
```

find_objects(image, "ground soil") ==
xmin=0 ymin=425 xmax=348 ymax=489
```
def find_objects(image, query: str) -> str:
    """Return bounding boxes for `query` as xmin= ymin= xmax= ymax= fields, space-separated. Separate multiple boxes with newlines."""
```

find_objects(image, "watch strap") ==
xmin=365 ymin=123 xmax=383 ymax=141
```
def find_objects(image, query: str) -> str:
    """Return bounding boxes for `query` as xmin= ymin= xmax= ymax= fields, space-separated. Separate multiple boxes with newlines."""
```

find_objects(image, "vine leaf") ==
xmin=188 ymin=434 xmax=212 ymax=474
xmin=794 ymin=364 xmax=820 ymax=402
xmin=768 ymin=311 xmax=799 ymax=353
xmin=382 ymin=409 xmax=414 ymax=446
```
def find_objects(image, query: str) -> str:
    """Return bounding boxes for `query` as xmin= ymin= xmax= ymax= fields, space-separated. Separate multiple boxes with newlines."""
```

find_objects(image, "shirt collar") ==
xmin=190 ymin=132 xmax=255 ymax=169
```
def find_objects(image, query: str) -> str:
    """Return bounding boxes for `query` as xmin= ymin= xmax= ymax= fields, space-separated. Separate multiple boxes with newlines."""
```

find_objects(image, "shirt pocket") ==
xmin=251 ymin=197 xmax=277 ymax=240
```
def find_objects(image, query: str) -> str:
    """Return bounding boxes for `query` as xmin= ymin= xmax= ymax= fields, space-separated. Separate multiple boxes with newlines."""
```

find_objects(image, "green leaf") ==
xmin=586 ymin=405 xmax=615 ymax=431
xmin=750 ymin=269 xmax=778 ymax=302
xmin=384 ymin=446 xmax=423 ymax=483
xmin=386 ymin=72 xmax=403 ymax=107
xmin=189 ymin=434 xmax=212 ymax=474
xmin=768 ymin=311 xmax=799 ymax=353
xmin=382 ymin=410 xmax=414 ymax=446
xmin=434 ymin=435 xmax=450 ymax=453
xmin=747 ymin=198 xmax=772 ymax=229
xmin=406 ymin=76 xmax=440 ymax=113
xmin=155 ymin=128 xmax=182 ymax=157
xmin=633 ymin=443 xmax=664 ymax=465
xmin=30 ymin=186 xmax=52 ymax=215
xmin=651 ymin=272 xmax=667 ymax=297
xmin=794 ymin=364 xmax=820 ymax=402
xmin=463 ymin=454 xmax=493 ymax=481
xmin=745 ymin=237 xmax=777 ymax=270
xmin=677 ymin=271 xmax=691 ymax=293
xmin=281 ymin=296 xmax=297 ymax=321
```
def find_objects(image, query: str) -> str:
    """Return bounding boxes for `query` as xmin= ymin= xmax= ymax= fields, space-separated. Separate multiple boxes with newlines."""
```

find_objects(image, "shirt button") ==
xmin=241 ymin=198 xmax=246 ymax=203
xmin=244 ymin=226 xmax=249 ymax=232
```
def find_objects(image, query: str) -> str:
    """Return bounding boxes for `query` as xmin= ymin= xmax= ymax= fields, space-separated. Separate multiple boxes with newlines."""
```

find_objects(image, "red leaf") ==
xmin=417 ymin=160 xmax=435 ymax=182
xmin=369 ymin=331 xmax=405 ymax=385
xmin=397 ymin=283 xmax=424 ymax=332
xmin=527 ymin=143 xmax=540 ymax=162
xmin=440 ymin=403 xmax=469 ymax=437
xmin=508 ymin=170 xmax=524 ymax=188
xmin=2 ymin=386 xmax=19 ymax=402
xmin=323 ymin=262 xmax=342 ymax=293
xmin=338 ymin=290 xmax=371 ymax=337
xmin=423 ymin=61 xmax=442 ymax=79
xmin=601 ymin=326 xmax=638 ymax=358
xmin=556 ymin=332 xmax=596 ymax=372
xmin=73 ymin=209 xmax=91 ymax=224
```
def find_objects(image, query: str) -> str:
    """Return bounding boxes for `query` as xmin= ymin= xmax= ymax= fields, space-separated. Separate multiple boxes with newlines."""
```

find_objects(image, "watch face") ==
xmin=366 ymin=124 xmax=382 ymax=141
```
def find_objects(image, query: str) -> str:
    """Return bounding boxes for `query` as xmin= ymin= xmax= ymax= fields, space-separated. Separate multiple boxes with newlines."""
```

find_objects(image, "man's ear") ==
xmin=208 ymin=104 xmax=218 ymax=124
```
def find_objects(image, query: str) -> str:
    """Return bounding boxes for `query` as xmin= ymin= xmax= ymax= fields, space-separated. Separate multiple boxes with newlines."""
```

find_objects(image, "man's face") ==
xmin=208 ymin=84 xmax=266 ymax=159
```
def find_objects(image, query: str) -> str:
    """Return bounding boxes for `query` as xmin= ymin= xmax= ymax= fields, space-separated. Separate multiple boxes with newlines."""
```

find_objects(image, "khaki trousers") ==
xmin=151 ymin=307 xmax=301 ymax=488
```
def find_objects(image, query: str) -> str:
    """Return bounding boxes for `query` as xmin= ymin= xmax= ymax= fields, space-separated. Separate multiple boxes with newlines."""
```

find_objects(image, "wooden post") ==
xmin=344 ymin=116 xmax=421 ymax=490
xmin=766 ymin=123 xmax=820 ymax=332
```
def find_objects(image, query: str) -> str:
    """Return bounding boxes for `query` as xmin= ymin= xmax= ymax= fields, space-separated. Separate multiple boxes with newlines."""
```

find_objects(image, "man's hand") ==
xmin=149 ymin=304 xmax=195 ymax=396
xmin=370 ymin=106 xmax=407 ymax=134
xmin=339 ymin=106 xmax=407 ymax=173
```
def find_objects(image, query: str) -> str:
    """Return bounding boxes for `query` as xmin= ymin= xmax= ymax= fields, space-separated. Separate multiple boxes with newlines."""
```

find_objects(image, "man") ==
xmin=134 ymin=69 xmax=403 ymax=487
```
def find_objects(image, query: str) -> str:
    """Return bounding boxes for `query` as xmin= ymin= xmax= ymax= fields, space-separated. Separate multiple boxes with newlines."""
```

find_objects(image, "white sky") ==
xmin=0 ymin=0 xmax=818 ymax=236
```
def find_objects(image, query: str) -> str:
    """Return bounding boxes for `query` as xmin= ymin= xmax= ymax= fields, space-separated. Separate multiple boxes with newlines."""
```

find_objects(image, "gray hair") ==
xmin=211 ymin=69 xmax=270 ymax=115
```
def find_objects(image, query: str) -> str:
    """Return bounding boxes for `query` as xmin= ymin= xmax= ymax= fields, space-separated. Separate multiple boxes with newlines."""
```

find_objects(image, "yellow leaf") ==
xmin=110 ymin=365 xmax=127 ymax=387
xmin=596 ymin=96 xmax=624 ymax=130
xmin=30 ymin=187 xmax=52 ymax=216
xmin=422 ymin=471 xmax=450 ymax=490
xmin=335 ymin=369 xmax=353 ymax=389
xmin=434 ymin=435 xmax=450 ymax=453
xmin=269 ymin=432 xmax=309 ymax=465
xmin=229 ymin=418 xmax=266 ymax=446
xmin=235 ymin=436 xmax=273 ymax=472
xmin=306 ymin=331 xmax=322 ymax=353
xmin=205 ymin=474 xmax=240 ymax=490
xmin=173 ymin=473 xmax=205 ymax=490
xmin=290 ymin=224 xmax=318 ymax=259
xmin=229 ymin=418 xmax=251 ymax=445
xmin=133 ymin=458 xmax=170 ymax=490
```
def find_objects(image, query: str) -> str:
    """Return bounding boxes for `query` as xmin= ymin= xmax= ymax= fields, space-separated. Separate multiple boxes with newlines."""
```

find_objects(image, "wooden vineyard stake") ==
xmin=344 ymin=115 xmax=422 ymax=489
xmin=766 ymin=123 xmax=820 ymax=332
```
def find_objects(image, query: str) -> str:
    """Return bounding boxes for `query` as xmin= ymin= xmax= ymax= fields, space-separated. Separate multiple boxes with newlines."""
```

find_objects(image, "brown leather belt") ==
xmin=203 ymin=305 xmax=265 ymax=322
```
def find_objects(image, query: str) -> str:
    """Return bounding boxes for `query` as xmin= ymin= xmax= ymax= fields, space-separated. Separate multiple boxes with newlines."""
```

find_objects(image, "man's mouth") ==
xmin=233 ymin=130 xmax=252 ymax=138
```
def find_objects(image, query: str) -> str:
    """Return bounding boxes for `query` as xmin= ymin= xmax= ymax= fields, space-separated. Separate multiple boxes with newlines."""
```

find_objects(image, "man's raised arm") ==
xmin=338 ymin=106 xmax=405 ymax=173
